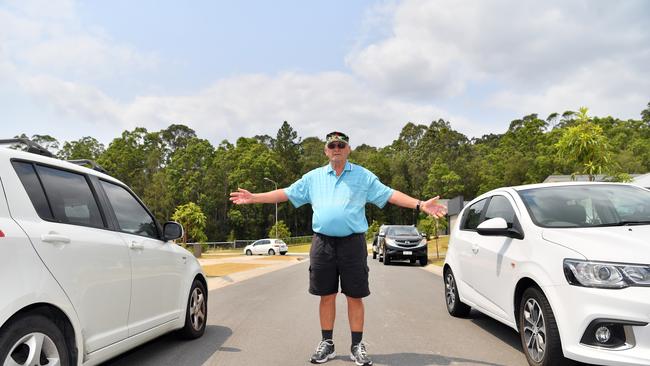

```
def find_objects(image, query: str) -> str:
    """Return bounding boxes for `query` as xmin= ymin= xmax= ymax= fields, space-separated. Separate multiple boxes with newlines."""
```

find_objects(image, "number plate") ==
xmin=403 ymin=251 xmax=412 ymax=255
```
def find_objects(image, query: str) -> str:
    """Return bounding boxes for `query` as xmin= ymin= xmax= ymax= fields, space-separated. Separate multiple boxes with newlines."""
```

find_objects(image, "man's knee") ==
xmin=320 ymin=293 xmax=337 ymax=304
xmin=345 ymin=296 xmax=364 ymax=305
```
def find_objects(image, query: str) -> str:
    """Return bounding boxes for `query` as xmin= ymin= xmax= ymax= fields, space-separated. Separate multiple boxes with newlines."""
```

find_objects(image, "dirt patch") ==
xmin=200 ymin=253 xmax=242 ymax=259
xmin=257 ymin=255 xmax=298 ymax=261
xmin=202 ymin=262 xmax=269 ymax=277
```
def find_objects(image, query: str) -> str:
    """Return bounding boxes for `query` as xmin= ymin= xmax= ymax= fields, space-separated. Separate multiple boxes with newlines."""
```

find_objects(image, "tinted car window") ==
xmin=12 ymin=161 xmax=53 ymax=220
xmin=35 ymin=165 xmax=105 ymax=228
xmin=462 ymin=199 xmax=487 ymax=230
xmin=484 ymin=196 xmax=516 ymax=227
xmin=100 ymin=180 xmax=158 ymax=238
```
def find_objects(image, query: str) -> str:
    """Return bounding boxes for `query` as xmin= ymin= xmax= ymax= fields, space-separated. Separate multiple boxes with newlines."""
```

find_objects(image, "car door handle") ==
xmin=41 ymin=233 xmax=71 ymax=244
xmin=471 ymin=244 xmax=479 ymax=254
xmin=130 ymin=241 xmax=144 ymax=250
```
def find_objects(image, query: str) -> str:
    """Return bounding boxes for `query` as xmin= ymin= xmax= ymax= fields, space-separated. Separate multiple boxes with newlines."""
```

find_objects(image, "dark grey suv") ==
xmin=373 ymin=225 xmax=428 ymax=266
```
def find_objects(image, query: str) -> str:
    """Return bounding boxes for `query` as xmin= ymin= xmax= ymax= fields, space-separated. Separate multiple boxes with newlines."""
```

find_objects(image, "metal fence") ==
xmin=187 ymin=235 xmax=313 ymax=252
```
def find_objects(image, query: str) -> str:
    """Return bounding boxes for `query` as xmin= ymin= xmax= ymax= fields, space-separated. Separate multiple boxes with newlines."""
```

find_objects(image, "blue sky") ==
xmin=1 ymin=0 xmax=649 ymax=148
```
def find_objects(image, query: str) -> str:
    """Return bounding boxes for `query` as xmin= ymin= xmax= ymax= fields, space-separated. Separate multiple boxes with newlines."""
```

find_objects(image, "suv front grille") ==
xmin=394 ymin=240 xmax=421 ymax=247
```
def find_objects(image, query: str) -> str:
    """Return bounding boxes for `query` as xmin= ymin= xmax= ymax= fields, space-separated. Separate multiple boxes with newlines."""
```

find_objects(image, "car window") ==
xmin=387 ymin=226 xmax=419 ymax=236
xmin=484 ymin=195 xmax=516 ymax=227
xmin=462 ymin=198 xmax=487 ymax=230
xmin=34 ymin=165 xmax=105 ymax=228
xmin=12 ymin=161 xmax=54 ymax=220
xmin=100 ymin=180 xmax=159 ymax=238
xmin=518 ymin=185 xmax=650 ymax=228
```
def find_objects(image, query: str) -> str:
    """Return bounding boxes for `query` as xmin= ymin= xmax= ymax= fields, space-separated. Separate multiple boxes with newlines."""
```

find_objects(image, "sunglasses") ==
xmin=327 ymin=142 xmax=347 ymax=149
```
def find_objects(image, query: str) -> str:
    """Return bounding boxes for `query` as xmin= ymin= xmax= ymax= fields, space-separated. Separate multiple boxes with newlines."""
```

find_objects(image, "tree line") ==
xmin=16 ymin=102 xmax=650 ymax=242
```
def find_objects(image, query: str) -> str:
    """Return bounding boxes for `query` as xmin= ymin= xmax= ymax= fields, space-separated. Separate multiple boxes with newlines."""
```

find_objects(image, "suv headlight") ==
xmin=564 ymin=259 xmax=650 ymax=289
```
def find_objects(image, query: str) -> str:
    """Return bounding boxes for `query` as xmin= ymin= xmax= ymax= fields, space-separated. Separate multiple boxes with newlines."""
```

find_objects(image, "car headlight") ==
xmin=564 ymin=259 xmax=650 ymax=289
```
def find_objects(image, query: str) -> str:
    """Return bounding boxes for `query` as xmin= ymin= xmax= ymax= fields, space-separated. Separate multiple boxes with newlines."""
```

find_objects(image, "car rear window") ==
xmin=12 ymin=161 xmax=54 ymax=220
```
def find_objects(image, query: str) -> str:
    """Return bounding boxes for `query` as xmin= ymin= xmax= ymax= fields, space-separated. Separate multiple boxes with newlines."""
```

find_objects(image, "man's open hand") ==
xmin=421 ymin=196 xmax=447 ymax=218
xmin=229 ymin=188 xmax=254 ymax=205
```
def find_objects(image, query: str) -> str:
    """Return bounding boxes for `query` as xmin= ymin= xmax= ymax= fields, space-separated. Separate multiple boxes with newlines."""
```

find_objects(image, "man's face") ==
xmin=324 ymin=141 xmax=350 ymax=163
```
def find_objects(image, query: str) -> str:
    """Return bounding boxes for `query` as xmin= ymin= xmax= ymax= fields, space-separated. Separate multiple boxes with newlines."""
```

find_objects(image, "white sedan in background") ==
xmin=244 ymin=238 xmax=288 ymax=256
xmin=444 ymin=182 xmax=650 ymax=366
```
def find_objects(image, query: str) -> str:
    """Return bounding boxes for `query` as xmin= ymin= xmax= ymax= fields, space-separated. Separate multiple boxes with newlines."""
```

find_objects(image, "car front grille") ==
xmin=394 ymin=240 xmax=421 ymax=248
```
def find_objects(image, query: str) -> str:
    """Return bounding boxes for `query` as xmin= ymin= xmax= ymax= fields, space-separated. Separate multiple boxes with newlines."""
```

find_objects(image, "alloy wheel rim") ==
xmin=445 ymin=273 xmax=456 ymax=309
xmin=190 ymin=287 xmax=206 ymax=331
xmin=5 ymin=332 xmax=60 ymax=366
xmin=523 ymin=298 xmax=546 ymax=362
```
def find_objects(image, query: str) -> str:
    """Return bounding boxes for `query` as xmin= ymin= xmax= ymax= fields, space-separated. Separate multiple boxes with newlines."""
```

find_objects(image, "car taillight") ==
xmin=0 ymin=230 xmax=4 ymax=237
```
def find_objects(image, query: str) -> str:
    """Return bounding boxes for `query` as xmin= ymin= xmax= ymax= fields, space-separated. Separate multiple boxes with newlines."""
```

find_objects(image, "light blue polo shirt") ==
xmin=284 ymin=162 xmax=393 ymax=237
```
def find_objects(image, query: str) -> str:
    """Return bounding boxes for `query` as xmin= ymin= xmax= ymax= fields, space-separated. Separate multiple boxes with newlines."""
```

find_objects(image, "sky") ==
xmin=1 ymin=0 xmax=649 ymax=149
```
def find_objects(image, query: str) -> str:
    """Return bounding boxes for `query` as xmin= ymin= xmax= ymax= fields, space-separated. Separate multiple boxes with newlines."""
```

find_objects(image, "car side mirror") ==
xmin=477 ymin=218 xmax=523 ymax=239
xmin=163 ymin=221 xmax=183 ymax=242
xmin=378 ymin=233 xmax=385 ymax=238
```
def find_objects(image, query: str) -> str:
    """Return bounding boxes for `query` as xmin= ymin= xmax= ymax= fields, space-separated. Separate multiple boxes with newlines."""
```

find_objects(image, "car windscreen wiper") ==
xmin=592 ymin=220 xmax=650 ymax=227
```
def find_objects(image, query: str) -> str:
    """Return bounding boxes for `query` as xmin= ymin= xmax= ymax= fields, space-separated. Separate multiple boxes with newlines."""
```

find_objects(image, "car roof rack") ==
xmin=0 ymin=138 xmax=54 ymax=158
xmin=67 ymin=159 xmax=109 ymax=174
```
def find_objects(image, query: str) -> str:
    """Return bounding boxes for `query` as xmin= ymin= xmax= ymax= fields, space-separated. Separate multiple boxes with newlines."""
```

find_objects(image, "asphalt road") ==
xmin=104 ymin=257 xmax=595 ymax=366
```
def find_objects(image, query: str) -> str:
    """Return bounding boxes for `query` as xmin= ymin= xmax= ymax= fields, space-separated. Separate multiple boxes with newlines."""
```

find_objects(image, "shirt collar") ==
xmin=326 ymin=161 xmax=353 ymax=175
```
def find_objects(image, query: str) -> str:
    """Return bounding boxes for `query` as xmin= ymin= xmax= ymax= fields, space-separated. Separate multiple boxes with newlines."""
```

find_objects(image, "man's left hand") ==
xmin=421 ymin=196 xmax=447 ymax=218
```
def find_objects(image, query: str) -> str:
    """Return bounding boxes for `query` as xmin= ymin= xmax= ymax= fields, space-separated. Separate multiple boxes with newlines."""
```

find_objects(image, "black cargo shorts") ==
xmin=309 ymin=232 xmax=370 ymax=298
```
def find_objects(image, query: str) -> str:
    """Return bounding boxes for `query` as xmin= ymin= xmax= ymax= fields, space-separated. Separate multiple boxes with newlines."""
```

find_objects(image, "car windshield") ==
xmin=387 ymin=226 xmax=420 ymax=236
xmin=518 ymin=185 xmax=650 ymax=228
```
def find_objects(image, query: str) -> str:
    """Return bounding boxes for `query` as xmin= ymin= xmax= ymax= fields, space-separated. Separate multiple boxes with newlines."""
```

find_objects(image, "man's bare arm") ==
xmin=388 ymin=190 xmax=447 ymax=218
xmin=229 ymin=188 xmax=289 ymax=205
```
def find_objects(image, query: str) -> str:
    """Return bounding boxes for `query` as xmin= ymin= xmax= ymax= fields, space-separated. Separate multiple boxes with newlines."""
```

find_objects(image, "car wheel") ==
xmin=0 ymin=313 xmax=70 ymax=366
xmin=419 ymin=257 xmax=428 ymax=266
xmin=372 ymin=251 xmax=377 ymax=259
xmin=280 ymin=252 xmax=286 ymax=255
xmin=444 ymin=268 xmax=471 ymax=317
xmin=179 ymin=279 xmax=207 ymax=339
xmin=519 ymin=287 xmax=569 ymax=366
xmin=268 ymin=249 xmax=275 ymax=255
xmin=383 ymin=253 xmax=391 ymax=265
xmin=245 ymin=249 xmax=252 ymax=256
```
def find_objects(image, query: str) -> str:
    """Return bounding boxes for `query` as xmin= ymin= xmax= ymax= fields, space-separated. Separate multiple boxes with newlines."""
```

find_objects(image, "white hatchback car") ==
xmin=244 ymin=238 xmax=288 ymax=256
xmin=444 ymin=182 xmax=650 ymax=366
xmin=0 ymin=140 xmax=208 ymax=366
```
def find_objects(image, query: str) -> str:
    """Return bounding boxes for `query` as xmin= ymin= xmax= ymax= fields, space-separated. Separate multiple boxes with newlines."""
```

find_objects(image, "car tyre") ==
xmin=268 ymin=249 xmax=275 ymax=255
xmin=372 ymin=251 xmax=377 ymax=259
xmin=518 ymin=287 xmax=571 ymax=366
xmin=280 ymin=252 xmax=286 ymax=255
xmin=419 ymin=257 xmax=428 ymax=266
xmin=245 ymin=249 xmax=252 ymax=256
xmin=383 ymin=253 xmax=391 ymax=265
xmin=179 ymin=279 xmax=207 ymax=339
xmin=0 ymin=313 xmax=70 ymax=366
xmin=444 ymin=268 xmax=471 ymax=317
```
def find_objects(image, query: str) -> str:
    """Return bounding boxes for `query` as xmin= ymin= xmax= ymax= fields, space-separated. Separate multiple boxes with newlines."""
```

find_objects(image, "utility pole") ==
xmin=264 ymin=177 xmax=278 ymax=238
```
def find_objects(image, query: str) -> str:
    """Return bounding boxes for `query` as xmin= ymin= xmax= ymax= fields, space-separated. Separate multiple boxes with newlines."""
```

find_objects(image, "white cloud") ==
xmin=2 ymin=0 xmax=649 ymax=147
xmin=348 ymin=0 xmax=650 ymax=119
xmin=0 ymin=0 xmax=158 ymax=83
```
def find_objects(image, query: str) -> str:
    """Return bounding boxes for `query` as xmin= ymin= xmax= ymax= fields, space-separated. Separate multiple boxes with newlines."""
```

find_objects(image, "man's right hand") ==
xmin=230 ymin=188 xmax=254 ymax=205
